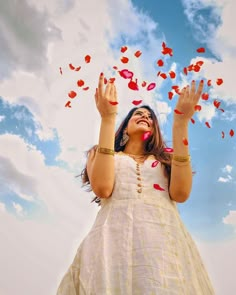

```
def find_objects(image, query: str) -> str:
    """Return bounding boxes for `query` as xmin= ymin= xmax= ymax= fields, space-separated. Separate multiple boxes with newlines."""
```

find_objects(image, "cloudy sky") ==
xmin=0 ymin=0 xmax=236 ymax=294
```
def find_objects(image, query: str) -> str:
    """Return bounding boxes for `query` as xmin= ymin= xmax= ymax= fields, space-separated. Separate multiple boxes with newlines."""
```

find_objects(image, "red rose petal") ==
xmin=132 ymin=100 xmax=142 ymax=105
xmin=83 ymin=86 xmax=89 ymax=91
xmin=59 ymin=67 xmax=63 ymax=75
xmin=216 ymin=78 xmax=223 ymax=86
xmin=222 ymin=131 xmax=225 ymax=139
xmin=157 ymin=71 xmax=161 ymax=77
xmin=65 ymin=101 xmax=72 ymax=108
xmin=141 ymin=131 xmax=152 ymax=141
xmin=191 ymin=118 xmax=195 ymax=124
xmin=207 ymin=79 xmax=212 ymax=86
xmin=196 ymin=60 xmax=204 ymax=66
xmin=109 ymin=77 xmax=116 ymax=83
xmin=121 ymin=46 xmax=128 ymax=53
xmin=157 ymin=59 xmax=164 ymax=66
xmin=104 ymin=77 xmax=108 ymax=84
xmin=229 ymin=129 xmax=234 ymax=137
xmin=182 ymin=137 xmax=188 ymax=145
xmin=121 ymin=56 xmax=129 ymax=64
xmin=68 ymin=91 xmax=77 ymax=98
xmin=151 ymin=160 xmax=159 ymax=168
xmin=164 ymin=147 xmax=173 ymax=153
xmin=196 ymin=47 xmax=205 ymax=53
xmin=69 ymin=63 xmax=75 ymax=70
xmin=219 ymin=108 xmax=225 ymax=112
xmin=134 ymin=50 xmax=142 ymax=58
xmin=193 ymin=65 xmax=201 ymax=72
xmin=162 ymin=42 xmax=173 ymax=56
xmin=75 ymin=66 xmax=81 ymax=71
xmin=194 ymin=105 xmax=202 ymax=111
xmin=85 ymin=55 xmax=91 ymax=63
xmin=113 ymin=66 xmax=118 ymax=70
xmin=160 ymin=73 xmax=167 ymax=79
xmin=188 ymin=64 xmax=194 ymax=71
xmin=128 ymin=79 xmax=139 ymax=91
xmin=213 ymin=100 xmax=221 ymax=108
xmin=168 ymin=91 xmax=174 ymax=100
xmin=205 ymin=122 xmax=211 ymax=128
xmin=108 ymin=101 xmax=118 ymax=105
xmin=142 ymin=81 xmax=147 ymax=87
xmin=77 ymin=79 xmax=85 ymax=87
xmin=183 ymin=67 xmax=188 ymax=75
xmin=202 ymin=93 xmax=209 ymax=100
xmin=147 ymin=82 xmax=156 ymax=91
xmin=169 ymin=71 xmax=176 ymax=79
xmin=119 ymin=69 xmax=133 ymax=79
xmin=174 ymin=109 xmax=184 ymax=115
xmin=153 ymin=183 xmax=165 ymax=191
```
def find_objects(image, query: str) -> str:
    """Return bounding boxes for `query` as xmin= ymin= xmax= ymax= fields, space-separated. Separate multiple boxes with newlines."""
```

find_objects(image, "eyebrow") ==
xmin=134 ymin=110 xmax=152 ymax=116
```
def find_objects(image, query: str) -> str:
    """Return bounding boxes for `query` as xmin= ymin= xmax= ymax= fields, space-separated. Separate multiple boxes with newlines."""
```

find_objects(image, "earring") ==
xmin=120 ymin=131 xmax=129 ymax=146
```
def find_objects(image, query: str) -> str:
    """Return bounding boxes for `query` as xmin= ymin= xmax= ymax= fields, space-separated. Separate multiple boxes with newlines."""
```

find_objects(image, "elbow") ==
xmin=170 ymin=191 xmax=190 ymax=203
xmin=92 ymin=185 xmax=113 ymax=199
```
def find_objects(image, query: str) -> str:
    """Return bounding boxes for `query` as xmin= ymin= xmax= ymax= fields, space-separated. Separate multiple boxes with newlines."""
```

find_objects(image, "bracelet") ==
xmin=172 ymin=154 xmax=191 ymax=162
xmin=97 ymin=147 xmax=115 ymax=155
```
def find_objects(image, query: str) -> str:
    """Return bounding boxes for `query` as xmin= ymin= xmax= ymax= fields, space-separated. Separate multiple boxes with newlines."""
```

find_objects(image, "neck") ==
xmin=123 ymin=140 xmax=146 ymax=155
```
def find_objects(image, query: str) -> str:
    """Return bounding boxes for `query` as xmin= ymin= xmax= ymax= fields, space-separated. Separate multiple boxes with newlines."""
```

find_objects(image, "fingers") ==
xmin=190 ymin=80 xmax=196 ymax=98
xmin=98 ymin=73 xmax=104 ymax=98
xmin=104 ymin=81 xmax=112 ymax=98
xmin=194 ymin=80 xmax=204 ymax=104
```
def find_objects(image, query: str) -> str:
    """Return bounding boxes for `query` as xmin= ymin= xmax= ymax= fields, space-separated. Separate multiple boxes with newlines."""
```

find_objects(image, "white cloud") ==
xmin=223 ymin=210 xmax=236 ymax=228
xmin=0 ymin=202 xmax=6 ymax=212
xmin=0 ymin=115 xmax=5 ymax=122
xmin=12 ymin=202 xmax=24 ymax=217
xmin=155 ymin=100 xmax=172 ymax=125
xmin=218 ymin=176 xmax=231 ymax=183
xmin=222 ymin=164 xmax=233 ymax=173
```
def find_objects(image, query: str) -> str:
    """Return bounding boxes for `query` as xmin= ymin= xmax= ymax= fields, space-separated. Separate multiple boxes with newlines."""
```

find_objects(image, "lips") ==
xmin=137 ymin=119 xmax=150 ymax=127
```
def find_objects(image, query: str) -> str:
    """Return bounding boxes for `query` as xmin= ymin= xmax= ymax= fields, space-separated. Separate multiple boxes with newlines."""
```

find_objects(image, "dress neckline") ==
xmin=115 ymin=151 xmax=155 ymax=165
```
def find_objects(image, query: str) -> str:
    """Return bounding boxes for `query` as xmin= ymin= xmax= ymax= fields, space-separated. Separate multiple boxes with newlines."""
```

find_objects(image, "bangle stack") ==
xmin=172 ymin=154 xmax=191 ymax=166
xmin=97 ymin=147 xmax=115 ymax=156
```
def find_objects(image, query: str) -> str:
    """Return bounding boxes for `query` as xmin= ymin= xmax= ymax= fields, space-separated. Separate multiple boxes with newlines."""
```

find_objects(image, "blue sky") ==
xmin=0 ymin=0 xmax=236 ymax=294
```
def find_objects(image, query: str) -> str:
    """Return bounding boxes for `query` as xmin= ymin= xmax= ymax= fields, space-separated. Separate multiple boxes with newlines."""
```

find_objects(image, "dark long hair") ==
xmin=77 ymin=105 xmax=172 ymax=206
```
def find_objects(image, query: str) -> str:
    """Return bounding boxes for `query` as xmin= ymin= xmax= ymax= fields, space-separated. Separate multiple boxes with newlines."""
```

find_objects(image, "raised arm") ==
xmin=169 ymin=80 xmax=204 ymax=203
xmin=86 ymin=73 xmax=118 ymax=198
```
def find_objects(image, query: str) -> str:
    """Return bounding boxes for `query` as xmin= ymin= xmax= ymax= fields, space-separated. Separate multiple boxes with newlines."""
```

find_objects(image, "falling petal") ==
xmin=168 ymin=92 xmax=174 ymax=100
xmin=141 ymin=131 xmax=152 ymax=141
xmin=65 ymin=101 xmax=72 ymax=108
xmin=157 ymin=71 xmax=161 ymax=76
xmin=182 ymin=137 xmax=188 ymax=145
xmin=121 ymin=56 xmax=129 ymax=63
xmin=113 ymin=66 xmax=118 ymax=70
xmin=196 ymin=60 xmax=204 ymax=66
xmin=157 ymin=59 xmax=164 ymax=66
xmin=188 ymin=64 xmax=194 ymax=71
xmin=169 ymin=71 xmax=176 ymax=79
xmin=174 ymin=109 xmax=184 ymax=115
xmin=128 ymin=79 xmax=139 ymax=91
xmin=59 ymin=67 xmax=63 ymax=75
xmin=205 ymin=122 xmax=211 ymax=128
xmin=134 ymin=50 xmax=142 ymax=57
xmin=162 ymin=42 xmax=173 ymax=56
xmin=83 ymin=87 xmax=89 ymax=91
xmin=75 ymin=66 xmax=81 ymax=71
xmin=193 ymin=65 xmax=201 ymax=72
xmin=183 ymin=67 xmax=188 ymax=75
xmin=153 ymin=184 xmax=165 ymax=191
xmin=151 ymin=160 xmax=159 ymax=168
xmin=216 ymin=78 xmax=223 ymax=85
xmin=219 ymin=108 xmax=225 ymax=112
xmin=207 ymin=80 xmax=212 ymax=86
xmin=119 ymin=69 xmax=133 ymax=79
xmin=147 ymin=82 xmax=156 ymax=91
xmin=190 ymin=118 xmax=195 ymax=124
xmin=77 ymin=79 xmax=85 ymax=87
xmin=132 ymin=100 xmax=142 ymax=105
xmin=229 ymin=129 xmax=234 ymax=137
xmin=85 ymin=55 xmax=91 ymax=63
xmin=109 ymin=77 xmax=116 ymax=83
xmin=213 ymin=100 xmax=221 ymax=108
xmin=121 ymin=46 xmax=128 ymax=53
xmin=164 ymin=147 xmax=173 ymax=153
xmin=104 ymin=77 xmax=108 ymax=84
xmin=160 ymin=73 xmax=167 ymax=79
xmin=222 ymin=131 xmax=225 ymax=139
xmin=109 ymin=101 xmax=118 ymax=105
xmin=142 ymin=81 xmax=147 ymax=87
xmin=69 ymin=63 xmax=75 ymax=70
xmin=202 ymin=93 xmax=209 ymax=100
xmin=68 ymin=91 xmax=77 ymax=98
xmin=196 ymin=47 xmax=205 ymax=53
xmin=194 ymin=105 xmax=202 ymax=111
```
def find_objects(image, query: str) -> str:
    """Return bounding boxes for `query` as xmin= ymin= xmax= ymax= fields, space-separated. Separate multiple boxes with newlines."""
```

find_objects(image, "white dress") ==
xmin=56 ymin=152 xmax=215 ymax=295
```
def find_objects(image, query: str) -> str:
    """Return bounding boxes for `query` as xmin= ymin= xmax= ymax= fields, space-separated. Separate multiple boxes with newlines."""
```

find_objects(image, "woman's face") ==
xmin=126 ymin=108 xmax=155 ymax=136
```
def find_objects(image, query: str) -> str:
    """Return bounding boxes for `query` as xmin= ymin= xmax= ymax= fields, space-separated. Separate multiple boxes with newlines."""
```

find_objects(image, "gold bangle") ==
xmin=172 ymin=154 xmax=191 ymax=162
xmin=97 ymin=147 xmax=115 ymax=156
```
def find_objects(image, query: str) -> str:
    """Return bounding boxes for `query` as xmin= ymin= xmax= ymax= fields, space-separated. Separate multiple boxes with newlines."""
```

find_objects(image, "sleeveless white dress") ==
xmin=56 ymin=152 xmax=215 ymax=294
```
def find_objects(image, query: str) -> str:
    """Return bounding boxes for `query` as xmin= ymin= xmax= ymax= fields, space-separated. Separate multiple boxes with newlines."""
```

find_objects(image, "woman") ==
xmin=56 ymin=73 xmax=215 ymax=294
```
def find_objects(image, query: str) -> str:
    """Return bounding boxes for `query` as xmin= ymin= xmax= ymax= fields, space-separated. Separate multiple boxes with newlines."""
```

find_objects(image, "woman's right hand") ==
xmin=94 ymin=73 xmax=118 ymax=118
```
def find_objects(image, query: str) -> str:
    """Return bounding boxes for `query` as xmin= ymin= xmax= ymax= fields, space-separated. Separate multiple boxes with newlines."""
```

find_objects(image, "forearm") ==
xmin=169 ymin=120 xmax=192 ymax=202
xmin=92 ymin=115 xmax=116 ymax=196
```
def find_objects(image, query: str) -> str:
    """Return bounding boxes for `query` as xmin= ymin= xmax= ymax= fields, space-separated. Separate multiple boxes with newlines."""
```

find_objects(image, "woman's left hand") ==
xmin=174 ymin=80 xmax=204 ymax=123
